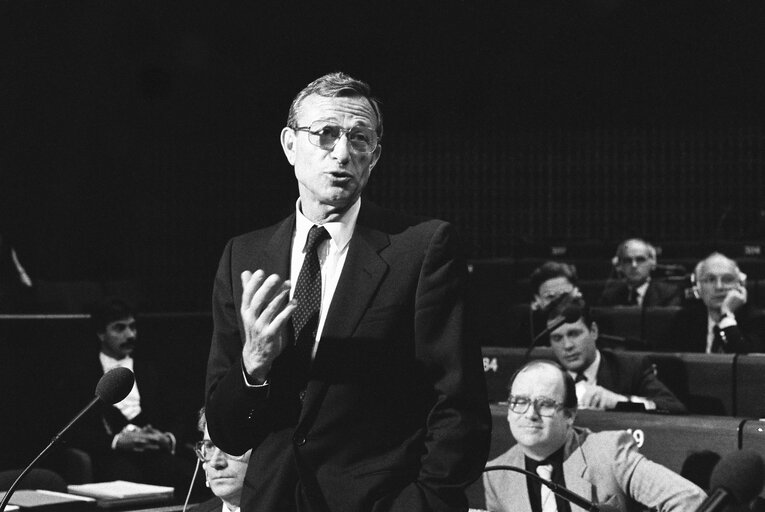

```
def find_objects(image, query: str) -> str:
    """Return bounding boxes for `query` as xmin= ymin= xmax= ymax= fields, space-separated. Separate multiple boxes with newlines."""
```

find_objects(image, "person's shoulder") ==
xmin=486 ymin=444 xmax=522 ymax=468
xmin=578 ymin=428 xmax=635 ymax=459
xmin=358 ymin=200 xmax=449 ymax=233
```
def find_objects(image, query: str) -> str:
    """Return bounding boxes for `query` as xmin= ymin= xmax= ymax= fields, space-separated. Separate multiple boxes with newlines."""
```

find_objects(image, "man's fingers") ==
xmin=259 ymin=286 xmax=292 ymax=326
xmin=250 ymin=275 xmax=289 ymax=317
xmin=241 ymin=270 xmax=266 ymax=313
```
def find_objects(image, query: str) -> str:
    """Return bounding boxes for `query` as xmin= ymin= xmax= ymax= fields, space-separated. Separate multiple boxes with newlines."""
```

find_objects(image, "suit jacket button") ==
xmin=293 ymin=435 xmax=306 ymax=446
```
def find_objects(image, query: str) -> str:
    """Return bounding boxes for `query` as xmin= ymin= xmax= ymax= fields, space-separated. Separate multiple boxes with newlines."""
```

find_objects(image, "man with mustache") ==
xmin=59 ymin=297 xmax=197 ymax=496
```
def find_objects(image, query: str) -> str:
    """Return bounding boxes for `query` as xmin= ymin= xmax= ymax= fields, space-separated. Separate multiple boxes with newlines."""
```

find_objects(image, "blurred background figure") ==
xmin=668 ymin=253 xmax=765 ymax=353
xmin=0 ymin=232 xmax=34 ymax=312
xmin=191 ymin=408 xmax=250 ymax=512
xmin=599 ymin=238 xmax=683 ymax=308
xmin=514 ymin=261 xmax=582 ymax=346
xmin=56 ymin=297 xmax=200 ymax=499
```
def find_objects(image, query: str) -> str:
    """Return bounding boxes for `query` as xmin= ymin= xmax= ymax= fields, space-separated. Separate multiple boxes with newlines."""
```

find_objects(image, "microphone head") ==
xmin=95 ymin=367 xmax=135 ymax=404
xmin=561 ymin=305 xmax=581 ymax=323
xmin=710 ymin=449 xmax=765 ymax=504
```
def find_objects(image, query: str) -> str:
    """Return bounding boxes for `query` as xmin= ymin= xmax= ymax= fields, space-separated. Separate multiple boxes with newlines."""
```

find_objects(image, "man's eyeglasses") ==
xmin=698 ymin=274 xmax=740 ymax=287
xmin=618 ymin=256 xmax=649 ymax=265
xmin=293 ymin=121 xmax=379 ymax=154
xmin=195 ymin=440 xmax=249 ymax=462
xmin=508 ymin=395 xmax=565 ymax=417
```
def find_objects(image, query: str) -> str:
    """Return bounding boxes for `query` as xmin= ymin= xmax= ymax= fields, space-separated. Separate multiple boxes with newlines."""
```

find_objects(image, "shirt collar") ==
xmin=294 ymin=197 xmax=360 ymax=253
xmin=634 ymin=280 xmax=650 ymax=298
xmin=569 ymin=349 xmax=601 ymax=384
xmin=99 ymin=351 xmax=133 ymax=372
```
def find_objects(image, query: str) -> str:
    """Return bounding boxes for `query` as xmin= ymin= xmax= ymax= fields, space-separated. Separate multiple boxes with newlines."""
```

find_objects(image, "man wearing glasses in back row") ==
xmin=205 ymin=72 xmax=491 ymax=511
xmin=483 ymin=360 xmax=706 ymax=512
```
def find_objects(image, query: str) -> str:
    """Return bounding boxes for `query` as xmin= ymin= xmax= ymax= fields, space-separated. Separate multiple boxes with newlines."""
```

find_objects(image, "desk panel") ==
xmin=736 ymin=354 xmax=765 ymax=418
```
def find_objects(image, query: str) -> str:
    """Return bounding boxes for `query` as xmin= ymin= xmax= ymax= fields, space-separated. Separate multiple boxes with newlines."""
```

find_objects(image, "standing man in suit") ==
xmin=60 ymin=298 xmax=198 ymax=496
xmin=598 ymin=239 xmax=683 ymax=308
xmin=205 ymin=72 xmax=491 ymax=512
xmin=546 ymin=296 xmax=686 ymax=413
xmin=483 ymin=360 xmax=705 ymax=512
xmin=668 ymin=252 xmax=764 ymax=353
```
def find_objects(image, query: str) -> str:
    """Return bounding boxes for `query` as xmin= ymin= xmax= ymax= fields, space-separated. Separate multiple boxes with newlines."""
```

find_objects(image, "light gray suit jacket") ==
xmin=483 ymin=427 xmax=706 ymax=512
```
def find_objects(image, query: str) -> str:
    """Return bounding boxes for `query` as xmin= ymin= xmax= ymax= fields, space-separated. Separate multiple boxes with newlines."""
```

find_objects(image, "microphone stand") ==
xmin=484 ymin=465 xmax=602 ymax=512
xmin=0 ymin=396 xmax=100 ymax=512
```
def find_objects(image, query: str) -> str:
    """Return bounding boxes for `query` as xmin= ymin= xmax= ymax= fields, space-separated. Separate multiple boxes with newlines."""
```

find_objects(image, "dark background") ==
xmin=3 ymin=1 xmax=765 ymax=312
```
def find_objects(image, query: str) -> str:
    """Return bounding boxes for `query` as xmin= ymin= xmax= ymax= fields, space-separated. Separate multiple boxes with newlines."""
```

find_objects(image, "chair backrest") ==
xmin=0 ymin=468 xmax=67 ymax=492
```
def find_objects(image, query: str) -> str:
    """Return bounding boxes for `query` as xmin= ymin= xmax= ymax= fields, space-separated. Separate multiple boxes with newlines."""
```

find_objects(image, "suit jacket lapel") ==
xmin=563 ymin=429 xmax=595 ymax=510
xmin=321 ymin=210 xmax=389 ymax=341
xmin=262 ymin=215 xmax=294 ymax=279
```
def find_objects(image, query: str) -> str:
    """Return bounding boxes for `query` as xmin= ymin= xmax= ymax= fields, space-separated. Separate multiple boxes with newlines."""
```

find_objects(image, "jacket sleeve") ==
xmin=635 ymin=357 xmax=688 ymax=414
xmin=610 ymin=431 xmax=707 ymax=512
xmin=205 ymin=238 xmax=275 ymax=456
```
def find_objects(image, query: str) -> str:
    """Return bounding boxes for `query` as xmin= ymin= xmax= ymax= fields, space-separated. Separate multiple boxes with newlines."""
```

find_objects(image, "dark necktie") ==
xmin=711 ymin=325 xmax=724 ymax=354
xmin=292 ymin=225 xmax=330 ymax=369
xmin=574 ymin=372 xmax=587 ymax=384
xmin=627 ymin=287 xmax=638 ymax=306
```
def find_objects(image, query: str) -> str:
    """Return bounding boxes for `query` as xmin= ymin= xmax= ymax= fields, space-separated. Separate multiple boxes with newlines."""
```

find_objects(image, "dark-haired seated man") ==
xmin=58 ymin=298 xmax=199 ymax=497
xmin=546 ymin=296 xmax=686 ymax=413
xmin=598 ymin=238 xmax=683 ymax=308
xmin=668 ymin=253 xmax=765 ymax=353
xmin=483 ymin=360 xmax=705 ymax=512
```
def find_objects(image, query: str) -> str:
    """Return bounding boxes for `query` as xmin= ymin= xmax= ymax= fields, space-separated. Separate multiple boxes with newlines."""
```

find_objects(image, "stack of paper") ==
xmin=0 ymin=490 xmax=95 ymax=512
xmin=66 ymin=481 xmax=174 ymax=509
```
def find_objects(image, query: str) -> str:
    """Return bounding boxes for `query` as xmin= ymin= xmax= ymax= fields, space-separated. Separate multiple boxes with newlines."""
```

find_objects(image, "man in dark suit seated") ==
xmin=59 ymin=298 xmax=199 ymax=497
xmin=483 ymin=360 xmax=705 ymax=512
xmin=668 ymin=252 xmax=765 ymax=353
xmin=546 ymin=295 xmax=687 ymax=413
xmin=598 ymin=238 xmax=683 ymax=308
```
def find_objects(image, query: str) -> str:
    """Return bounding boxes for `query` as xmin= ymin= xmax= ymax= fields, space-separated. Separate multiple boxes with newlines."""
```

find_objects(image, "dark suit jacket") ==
xmin=62 ymin=354 xmax=187 ymax=462
xmin=596 ymin=349 xmax=687 ymax=414
xmin=205 ymin=200 xmax=491 ymax=512
xmin=666 ymin=300 xmax=765 ymax=353
xmin=190 ymin=497 xmax=223 ymax=512
xmin=597 ymin=279 xmax=683 ymax=308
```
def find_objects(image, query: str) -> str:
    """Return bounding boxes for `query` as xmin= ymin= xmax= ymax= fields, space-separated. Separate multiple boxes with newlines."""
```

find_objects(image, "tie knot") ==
xmin=536 ymin=464 xmax=553 ymax=480
xmin=574 ymin=371 xmax=587 ymax=383
xmin=304 ymin=225 xmax=329 ymax=254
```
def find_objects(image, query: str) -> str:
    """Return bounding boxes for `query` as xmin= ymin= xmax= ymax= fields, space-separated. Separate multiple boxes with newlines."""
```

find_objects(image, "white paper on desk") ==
xmin=67 ymin=481 xmax=174 ymax=499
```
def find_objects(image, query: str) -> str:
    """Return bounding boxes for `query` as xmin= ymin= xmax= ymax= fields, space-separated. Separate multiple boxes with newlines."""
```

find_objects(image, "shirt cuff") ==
xmin=719 ymin=314 xmax=738 ymax=329
xmin=242 ymin=359 xmax=269 ymax=388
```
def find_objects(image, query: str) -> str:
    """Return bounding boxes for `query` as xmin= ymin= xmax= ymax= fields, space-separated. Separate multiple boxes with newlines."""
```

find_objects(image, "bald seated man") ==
xmin=483 ymin=360 xmax=706 ymax=512
xmin=598 ymin=238 xmax=683 ymax=307
xmin=668 ymin=252 xmax=765 ymax=353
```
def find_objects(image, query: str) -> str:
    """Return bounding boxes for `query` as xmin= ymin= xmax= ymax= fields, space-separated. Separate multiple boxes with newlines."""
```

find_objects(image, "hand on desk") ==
xmin=578 ymin=383 xmax=628 ymax=410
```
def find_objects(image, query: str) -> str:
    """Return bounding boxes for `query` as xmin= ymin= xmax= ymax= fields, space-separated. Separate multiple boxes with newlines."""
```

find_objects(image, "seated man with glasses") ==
xmin=667 ymin=252 xmax=765 ymax=353
xmin=483 ymin=360 xmax=706 ymax=512
xmin=191 ymin=409 xmax=251 ymax=512
xmin=598 ymin=238 xmax=684 ymax=307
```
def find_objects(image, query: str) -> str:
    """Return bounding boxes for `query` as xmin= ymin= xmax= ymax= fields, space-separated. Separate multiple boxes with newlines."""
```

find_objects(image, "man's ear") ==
xmin=369 ymin=143 xmax=382 ymax=171
xmin=589 ymin=321 xmax=599 ymax=338
xmin=280 ymin=127 xmax=297 ymax=165
xmin=97 ymin=331 xmax=105 ymax=343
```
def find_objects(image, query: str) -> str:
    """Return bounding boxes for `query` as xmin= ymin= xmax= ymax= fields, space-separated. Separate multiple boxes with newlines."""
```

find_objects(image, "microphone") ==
xmin=484 ymin=465 xmax=618 ymax=512
xmin=0 ymin=367 xmax=135 ymax=512
xmin=524 ymin=301 xmax=580 ymax=361
xmin=696 ymin=449 xmax=764 ymax=512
